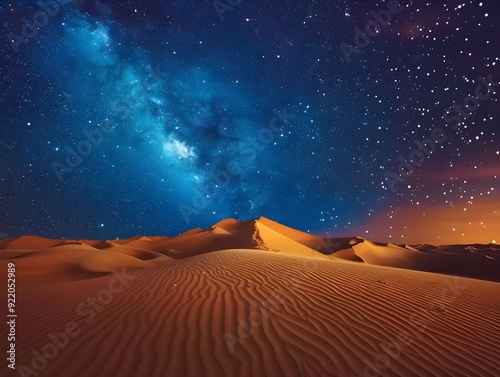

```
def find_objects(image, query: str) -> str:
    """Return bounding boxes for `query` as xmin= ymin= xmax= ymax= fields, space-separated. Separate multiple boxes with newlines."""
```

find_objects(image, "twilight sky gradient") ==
xmin=0 ymin=0 xmax=499 ymax=243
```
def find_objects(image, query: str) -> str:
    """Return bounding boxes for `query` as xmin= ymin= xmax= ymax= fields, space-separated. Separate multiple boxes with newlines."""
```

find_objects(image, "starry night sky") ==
xmin=0 ymin=0 xmax=499 ymax=243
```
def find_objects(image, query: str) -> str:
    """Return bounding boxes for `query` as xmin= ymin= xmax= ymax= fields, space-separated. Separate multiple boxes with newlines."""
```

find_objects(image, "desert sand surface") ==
xmin=0 ymin=217 xmax=499 ymax=377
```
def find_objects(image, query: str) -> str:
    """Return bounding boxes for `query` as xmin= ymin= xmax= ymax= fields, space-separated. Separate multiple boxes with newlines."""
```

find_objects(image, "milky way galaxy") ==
xmin=0 ymin=0 xmax=499 ymax=243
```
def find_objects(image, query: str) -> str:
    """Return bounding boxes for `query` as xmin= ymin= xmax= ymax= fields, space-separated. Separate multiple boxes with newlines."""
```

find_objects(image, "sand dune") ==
xmin=1 ymin=249 xmax=499 ymax=377
xmin=0 ymin=217 xmax=498 ymax=283
xmin=207 ymin=219 xmax=329 ymax=258
xmin=0 ymin=217 xmax=499 ymax=376
xmin=0 ymin=235 xmax=62 ymax=250
xmin=325 ymin=238 xmax=500 ymax=282
xmin=1 ymin=243 xmax=172 ymax=286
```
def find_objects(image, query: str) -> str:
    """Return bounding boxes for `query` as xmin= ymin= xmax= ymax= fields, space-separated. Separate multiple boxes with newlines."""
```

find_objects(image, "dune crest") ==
xmin=1 ymin=217 xmax=499 ymax=282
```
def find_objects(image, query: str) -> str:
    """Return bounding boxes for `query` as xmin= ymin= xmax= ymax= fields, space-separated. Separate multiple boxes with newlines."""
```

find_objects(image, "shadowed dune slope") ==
xmin=349 ymin=240 xmax=500 ymax=282
xmin=207 ymin=220 xmax=329 ymax=258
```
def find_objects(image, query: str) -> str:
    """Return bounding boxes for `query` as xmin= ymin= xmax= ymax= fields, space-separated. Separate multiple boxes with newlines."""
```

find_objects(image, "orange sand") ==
xmin=0 ymin=218 xmax=499 ymax=376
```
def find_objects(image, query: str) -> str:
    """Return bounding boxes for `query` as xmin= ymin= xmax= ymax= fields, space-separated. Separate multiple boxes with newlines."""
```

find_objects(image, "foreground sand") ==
xmin=1 ymin=249 xmax=499 ymax=377
xmin=1 ymin=218 xmax=499 ymax=376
